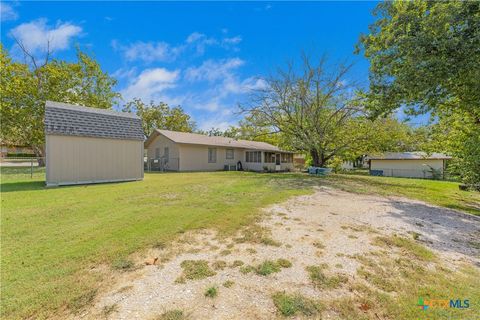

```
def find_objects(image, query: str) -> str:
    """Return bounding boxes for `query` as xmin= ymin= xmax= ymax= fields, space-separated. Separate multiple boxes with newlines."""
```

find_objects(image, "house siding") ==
xmin=179 ymin=144 xmax=244 ymax=171
xmin=46 ymin=134 xmax=143 ymax=186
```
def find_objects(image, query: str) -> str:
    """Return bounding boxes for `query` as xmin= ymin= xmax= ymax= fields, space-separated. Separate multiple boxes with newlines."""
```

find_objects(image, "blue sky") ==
xmin=1 ymin=1 xmax=388 ymax=130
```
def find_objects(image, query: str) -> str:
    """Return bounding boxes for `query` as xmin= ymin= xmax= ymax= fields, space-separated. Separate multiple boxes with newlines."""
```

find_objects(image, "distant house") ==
xmin=368 ymin=152 xmax=452 ymax=179
xmin=144 ymin=129 xmax=294 ymax=172
xmin=45 ymin=101 xmax=144 ymax=186
xmin=0 ymin=142 xmax=34 ymax=158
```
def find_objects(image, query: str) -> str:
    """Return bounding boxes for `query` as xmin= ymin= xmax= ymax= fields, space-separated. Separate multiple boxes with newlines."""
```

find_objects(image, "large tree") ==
xmin=122 ymin=98 xmax=195 ymax=137
xmin=357 ymin=0 xmax=480 ymax=121
xmin=358 ymin=0 xmax=480 ymax=185
xmin=0 ymin=44 xmax=120 ymax=163
xmin=240 ymin=55 xmax=379 ymax=167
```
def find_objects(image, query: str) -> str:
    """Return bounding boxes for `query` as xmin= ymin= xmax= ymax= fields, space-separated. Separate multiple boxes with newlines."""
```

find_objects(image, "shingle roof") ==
xmin=368 ymin=152 xmax=452 ymax=160
xmin=147 ymin=129 xmax=287 ymax=152
xmin=45 ymin=101 xmax=144 ymax=141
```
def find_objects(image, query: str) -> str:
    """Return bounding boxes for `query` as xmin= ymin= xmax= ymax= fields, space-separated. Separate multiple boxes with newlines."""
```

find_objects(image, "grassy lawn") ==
xmin=325 ymin=173 xmax=480 ymax=216
xmin=1 ymin=170 xmax=478 ymax=319
xmin=1 ymin=171 xmax=313 ymax=319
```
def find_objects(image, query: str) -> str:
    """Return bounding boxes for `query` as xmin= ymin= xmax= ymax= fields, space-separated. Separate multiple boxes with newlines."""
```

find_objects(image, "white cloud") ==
xmin=114 ymin=40 xmax=183 ymax=63
xmin=10 ymin=19 xmax=82 ymax=53
xmin=115 ymin=31 xmax=242 ymax=63
xmin=185 ymin=58 xmax=245 ymax=82
xmin=121 ymin=68 xmax=180 ymax=102
xmin=1 ymin=2 xmax=18 ymax=21
xmin=222 ymin=36 xmax=242 ymax=45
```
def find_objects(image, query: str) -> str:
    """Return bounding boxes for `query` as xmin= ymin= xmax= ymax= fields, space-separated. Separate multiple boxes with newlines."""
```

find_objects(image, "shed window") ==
xmin=226 ymin=149 xmax=234 ymax=159
xmin=208 ymin=148 xmax=217 ymax=163
xmin=246 ymin=151 xmax=261 ymax=163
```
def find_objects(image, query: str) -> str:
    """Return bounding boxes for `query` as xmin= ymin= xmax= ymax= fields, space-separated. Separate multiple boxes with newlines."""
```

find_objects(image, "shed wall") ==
xmin=370 ymin=159 xmax=444 ymax=178
xmin=46 ymin=135 xmax=143 ymax=186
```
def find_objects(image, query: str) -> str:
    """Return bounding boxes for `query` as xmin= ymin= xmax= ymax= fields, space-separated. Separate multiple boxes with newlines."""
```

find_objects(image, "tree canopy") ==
xmin=357 ymin=0 xmax=480 ymax=121
xmin=0 ymin=44 xmax=120 ymax=160
xmin=122 ymin=98 xmax=195 ymax=137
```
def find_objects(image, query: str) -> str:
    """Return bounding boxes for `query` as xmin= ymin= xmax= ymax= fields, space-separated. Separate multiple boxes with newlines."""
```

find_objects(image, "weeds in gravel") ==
xmin=204 ymin=286 xmax=218 ymax=298
xmin=112 ymin=258 xmax=135 ymax=271
xmin=240 ymin=265 xmax=255 ymax=274
xmin=231 ymin=260 xmax=244 ymax=268
xmin=272 ymin=292 xmax=323 ymax=317
xmin=68 ymin=289 xmax=97 ymax=313
xmin=157 ymin=309 xmax=187 ymax=320
xmin=306 ymin=265 xmax=348 ymax=289
xmin=219 ymin=249 xmax=231 ymax=256
xmin=337 ymin=234 xmax=480 ymax=319
xmin=255 ymin=259 xmax=292 ymax=276
xmin=277 ymin=258 xmax=293 ymax=268
xmin=212 ymin=260 xmax=227 ymax=270
xmin=101 ymin=304 xmax=118 ymax=317
xmin=223 ymin=280 xmax=235 ymax=288
xmin=372 ymin=235 xmax=435 ymax=261
xmin=256 ymin=260 xmax=281 ymax=276
xmin=312 ymin=241 xmax=325 ymax=249
xmin=260 ymin=237 xmax=282 ymax=247
xmin=179 ymin=260 xmax=216 ymax=281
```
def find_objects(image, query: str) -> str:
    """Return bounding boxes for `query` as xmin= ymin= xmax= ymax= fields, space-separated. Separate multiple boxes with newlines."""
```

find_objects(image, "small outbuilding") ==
xmin=368 ymin=152 xmax=452 ymax=179
xmin=45 ymin=101 xmax=144 ymax=186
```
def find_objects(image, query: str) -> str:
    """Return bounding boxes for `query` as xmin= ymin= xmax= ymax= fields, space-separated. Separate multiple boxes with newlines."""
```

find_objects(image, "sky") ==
xmin=0 ymin=1 xmax=388 ymax=130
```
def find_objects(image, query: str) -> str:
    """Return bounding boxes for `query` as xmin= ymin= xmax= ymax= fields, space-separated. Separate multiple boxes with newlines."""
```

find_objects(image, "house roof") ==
xmin=146 ymin=129 xmax=288 ymax=152
xmin=368 ymin=152 xmax=452 ymax=160
xmin=45 ymin=101 xmax=144 ymax=141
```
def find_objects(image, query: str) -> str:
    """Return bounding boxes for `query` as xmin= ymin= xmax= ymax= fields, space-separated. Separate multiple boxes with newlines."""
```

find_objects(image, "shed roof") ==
xmin=368 ymin=152 xmax=452 ymax=160
xmin=45 ymin=101 xmax=144 ymax=141
xmin=146 ymin=129 xmax=288 ymax=152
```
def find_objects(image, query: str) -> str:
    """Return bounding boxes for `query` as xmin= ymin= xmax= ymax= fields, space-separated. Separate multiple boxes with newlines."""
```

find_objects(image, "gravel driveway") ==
xmin=78 ymin=187 xmax=480 ymax=320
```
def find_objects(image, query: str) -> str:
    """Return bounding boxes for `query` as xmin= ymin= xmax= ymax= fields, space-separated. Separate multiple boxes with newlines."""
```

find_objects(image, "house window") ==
xmin=264 ymin=152 xmax=275 ymax=163
xmin=281 ymin=153 xmax=293 ymax=163
xmin=246 ymin=151 xmax=261 ymax=163
xmin=208 ymin=148 xmax=217 ymax=163
xmin=226 ymin=148 xmax=234 ymax=159
xmin=155 ymin=148 xmax=160 ymax=159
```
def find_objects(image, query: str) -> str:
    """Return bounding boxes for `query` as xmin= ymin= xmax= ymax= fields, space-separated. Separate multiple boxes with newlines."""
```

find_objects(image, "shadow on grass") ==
xmin=1 ymin=181 xmax=45 ymax=192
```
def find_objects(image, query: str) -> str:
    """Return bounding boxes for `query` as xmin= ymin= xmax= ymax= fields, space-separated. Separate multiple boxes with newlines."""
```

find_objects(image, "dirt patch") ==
xmin=76 ymin=187 xmax=480 ymax=319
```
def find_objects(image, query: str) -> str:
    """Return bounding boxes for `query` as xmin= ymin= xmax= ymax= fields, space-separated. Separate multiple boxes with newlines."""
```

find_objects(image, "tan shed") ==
xmin=45 ymin=101 xmax=144 ymax=186
xmin=368 ymin=152 xmax=451 ymax=179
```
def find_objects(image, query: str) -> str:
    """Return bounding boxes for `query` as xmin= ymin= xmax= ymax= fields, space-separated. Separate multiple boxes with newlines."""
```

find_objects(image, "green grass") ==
xmin=325 ymin=173 xmax=480 ymax=215
xmin=1 ymin=169 xmax=478 ymax=319
xmin=0 ymin=171 xmax=312 ymax=319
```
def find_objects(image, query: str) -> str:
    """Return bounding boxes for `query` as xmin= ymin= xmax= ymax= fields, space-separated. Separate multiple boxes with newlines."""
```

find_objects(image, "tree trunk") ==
xmin=310 ymin=149 xmax=325 ymax=167
xmin=32 ymin=145 xmax=45 ymax=167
